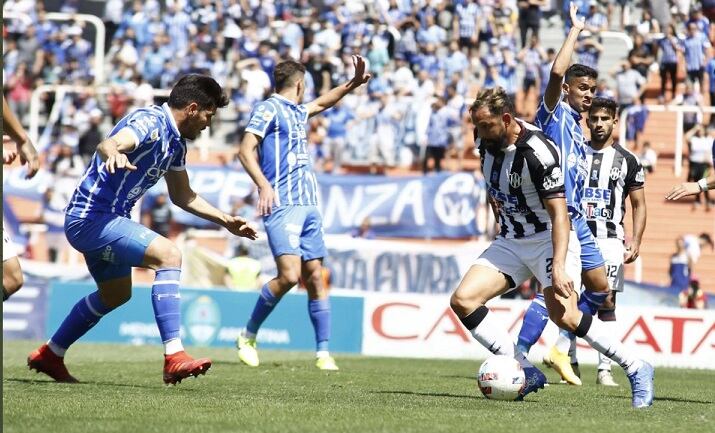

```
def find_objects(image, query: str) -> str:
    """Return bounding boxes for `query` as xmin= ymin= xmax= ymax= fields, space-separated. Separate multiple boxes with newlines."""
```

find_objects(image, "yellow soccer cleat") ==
xmin=236 ymin=335 xmax=259 ymax=367
xmin=543 ymin=346 xmax=582 ymax=385
xmin=315 ymin=355 xmax=339 ymax=371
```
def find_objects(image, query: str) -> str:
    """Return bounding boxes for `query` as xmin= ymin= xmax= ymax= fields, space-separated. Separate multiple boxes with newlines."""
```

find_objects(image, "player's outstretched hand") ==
xmin=3 ymin=147 xmax=18 ymax=165
xmin=105 ymin=153 xmax=137 ymax=174
xmin=348 ymin=55 xmax=371 ymax=89
xmin=224 ymin=215 xmax=258 ymax=240
xmin=257 ymin=185 xmax=277 ymax=216
xmin=551 ymin=267 xmax=574 ymax=298
xmin=665 ymin=182 xmax=700 ymax=201
xmin=569 ymin=2 xmax=585 ymax=31
xmin=18 ymin=139 xmax=39 ymax=179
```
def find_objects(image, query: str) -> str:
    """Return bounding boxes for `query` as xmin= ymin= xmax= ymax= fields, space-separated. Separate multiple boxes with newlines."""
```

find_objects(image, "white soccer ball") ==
xmin=477 ymin=355 xmax=525 ymax=401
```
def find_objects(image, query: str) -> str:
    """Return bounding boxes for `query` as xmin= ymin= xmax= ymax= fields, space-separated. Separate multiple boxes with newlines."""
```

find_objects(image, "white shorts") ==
xmin=475 ymin=230 xmax=582 ymax=292
xmin=3 ymin=223 xmax=17 ymax=262
xmin=596 ymin=238 xmax=625 ymax=292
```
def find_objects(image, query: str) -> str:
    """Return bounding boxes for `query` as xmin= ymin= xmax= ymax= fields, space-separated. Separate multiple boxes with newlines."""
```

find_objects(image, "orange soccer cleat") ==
xmin=163 ymin=351 xmax=212 ymax=385
xmin=27 ymin=344 xmax=79 ymax=383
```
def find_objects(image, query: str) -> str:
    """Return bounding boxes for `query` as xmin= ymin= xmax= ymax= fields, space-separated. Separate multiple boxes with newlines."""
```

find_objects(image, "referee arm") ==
xmin=543 ymin=3 xmax=584 ymax=112
xmin=305 ymin=55 xmax=371 ymax=117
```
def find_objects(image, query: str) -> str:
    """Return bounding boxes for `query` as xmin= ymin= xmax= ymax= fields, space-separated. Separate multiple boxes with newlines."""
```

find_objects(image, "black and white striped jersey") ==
xmin=479 ymin=120 xmax=565 ymax=239
xmin=582 ymin=143 xmax=645 ymax=240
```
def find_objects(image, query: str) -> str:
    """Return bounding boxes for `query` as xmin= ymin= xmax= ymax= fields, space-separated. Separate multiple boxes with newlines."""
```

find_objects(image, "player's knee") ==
xmin=158 ymin=245 xmax=182 ymax=269
xmin=3 ymin=270 xmax=23 ymax=297
xmin=277 ymin=269 xmax=300 ymax=288
xmin=102 ymin=290 xmax=131 ymax=309
xmin=450 ymin=291 xmax=479 ymax=317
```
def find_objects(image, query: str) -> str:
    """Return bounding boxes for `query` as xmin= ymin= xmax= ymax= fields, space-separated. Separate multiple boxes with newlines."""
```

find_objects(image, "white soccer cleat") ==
xmin=236 ymin=334 xmax=259 ymax=367
xmin=597 ymin=369 xmax=619 ymax=387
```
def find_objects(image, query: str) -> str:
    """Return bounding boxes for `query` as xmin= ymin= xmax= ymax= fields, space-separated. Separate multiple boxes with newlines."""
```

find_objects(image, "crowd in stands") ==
xmin=2 ymin=1 xmax=714 ymax=294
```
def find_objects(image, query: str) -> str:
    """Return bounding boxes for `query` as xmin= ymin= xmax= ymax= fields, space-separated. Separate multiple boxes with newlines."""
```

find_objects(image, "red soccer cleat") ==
xmin=27 ymin=344 xmax=79 ymax=383
xmin=163 ymin=351 xmax=212 ymax=385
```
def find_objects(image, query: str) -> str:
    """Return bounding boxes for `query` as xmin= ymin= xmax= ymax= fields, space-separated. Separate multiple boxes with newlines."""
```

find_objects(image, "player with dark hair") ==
xmin=28 ymin=74 xmax=258 ymax=384
xmin=576 ymin=97 xmax=648 ymax=386
xmin=452 ymin=87 xmax=650 ymax=406
xmin=514 ymin=4 xmax=654 ymax=407
xmin=3 ymin=95 xmax=40 ymax=301
xmin=235 ymin=56 xmax=370 ymax=370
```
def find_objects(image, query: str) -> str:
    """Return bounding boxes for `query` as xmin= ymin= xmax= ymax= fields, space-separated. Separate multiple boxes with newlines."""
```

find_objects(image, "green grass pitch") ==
xmin=3 ymin=340 xmax=713 ymax=433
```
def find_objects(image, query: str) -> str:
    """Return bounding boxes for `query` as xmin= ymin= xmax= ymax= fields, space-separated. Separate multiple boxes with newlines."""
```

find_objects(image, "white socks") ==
xmin=468 ymin=311 xmax=533 ymax=368
xmin=581 ymin=317 xmax=642 ymax=375
xmin=164 ymin=338 xmax=184 ymax=355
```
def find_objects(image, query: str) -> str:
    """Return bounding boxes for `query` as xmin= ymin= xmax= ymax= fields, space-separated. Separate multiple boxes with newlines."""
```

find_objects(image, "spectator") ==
xmin=225 ymin=244 xmax=262 ymax=291
xmin=575 ymin=30 xmax=603 ymax=71
xmin=517 ymin=0 xmax=546 ymax=49
xmin=148 ymin=193 xmax=172 ymax=238
xmin=638 ymin=141 xmax=658 ymax=174
xmin=538 ymin=48 xmax=556 ymax=100
xmin=679 ymin=277 xmax=707 ymax=309
xmin=613 ymin=61 xmax=646 ymax=114
xmin=625 ymin=100 xmax=649 ymax=151
xmin=628 ymin=33 xmax=656 ymax=81
xmin=685 ymin=124 xmax=714 ymax=210
xmin=423 ymin=96 xmax=451 ymax=174
xmin=454 ymin=0 xmax=481 ymax=57
xmin=322 ymin=101 xmax=355 ymax=174
xmin=682 ymin=21 xmax=711 ymax=92
xmin=680 ymin=81 xmax=704 ymax=132
xmin=595 ymin=79 xmax=616 ymax=99
xmin=77 ymin=108 xmax=104 ymax=164
xmin=584 ymin=1 xmax=608 ymax=34
xmin=634 ymin=7 xmax=661 ymax=40
xmin=670 ymin=236 xmax=692 ymax=291
xmin=351 ymin=217 xmax=376 ymax=239
xmin=655 ymin=23 xmax=682 ymax=103
xmin=40 ymin=187 xmax=69 ymax=263
xmin=518 ymin=34 xmax=547 ymax=112
xmin=684 ymin=232 xmax=715 ymax=269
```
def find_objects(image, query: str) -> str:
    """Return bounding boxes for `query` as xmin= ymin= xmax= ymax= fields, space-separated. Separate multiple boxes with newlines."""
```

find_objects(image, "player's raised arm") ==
xmin=305 ymin=55 xmax=371 ymax=117
xmin=96 ymin=128 xmax=139 ymax=174
xmin=543 ymin=2 xmax=585 ymax=112
xmin=165 ymin=168 xmax=257 ymax=240
xmin=3 ymin=95 xmax=39 ymax=178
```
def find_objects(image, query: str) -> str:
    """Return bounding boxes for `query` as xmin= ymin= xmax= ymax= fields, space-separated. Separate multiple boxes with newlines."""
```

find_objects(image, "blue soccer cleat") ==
xmin=627 ymin=361 xmax=654 ymax=408
xmin=515 ymin=366 xmax=547 ymax=401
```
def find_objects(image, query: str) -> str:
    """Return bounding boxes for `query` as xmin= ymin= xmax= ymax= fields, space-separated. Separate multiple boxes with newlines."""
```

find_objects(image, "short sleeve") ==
xmin=170 ymin=143 xmax=187 ymax=171
xmin=525 ymin=144 xmax=565 ymax=199
xmin=245 ymin=101 xmax=277 ymax=138
xmin=121 ymin=110 xmax=162 ymax=149
xmin=624 ymin=154 xmax=645 ymax=191
xmin=535 ymin=99 xmax=565 ymax=130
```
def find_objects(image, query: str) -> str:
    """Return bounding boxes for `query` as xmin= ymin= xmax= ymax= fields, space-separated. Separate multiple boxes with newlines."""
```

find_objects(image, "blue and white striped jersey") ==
xmin=535 ymin=99 xmax=589 ymax=218
xmin=245 ymin=94 xmax=318 ymax=208
xmin=66 ymin=103 xmax=186 ymax=218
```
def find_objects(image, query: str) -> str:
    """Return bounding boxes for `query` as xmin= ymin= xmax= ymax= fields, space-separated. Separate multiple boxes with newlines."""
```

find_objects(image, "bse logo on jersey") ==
xmin=582 ymin=187 xmax=612 ymax=203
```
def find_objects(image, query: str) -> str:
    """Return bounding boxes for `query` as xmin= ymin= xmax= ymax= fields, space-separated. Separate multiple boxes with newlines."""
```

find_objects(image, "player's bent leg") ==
xmin=451 ymin=265 xmax=546 ymax=400
xmin=3 ymin=257 xmax=24 ymax=301
xmin=28 ymin=276 xmax=130 ymax=383
xmin=516 ymin=292 xmax=548 ymax=355
xmin=142 ymin=235 xmax=211 ymax=384
xmin=302 ymin=258 xmax=337 ymax=370
xmin=237 ymin=255 xmax=301 ymax=367
xmin=542 ymin=288 xmax=583 ymax=385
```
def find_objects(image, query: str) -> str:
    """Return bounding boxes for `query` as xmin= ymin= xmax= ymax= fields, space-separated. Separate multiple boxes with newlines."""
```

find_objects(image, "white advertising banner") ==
xmin=361 ymin=292 xmax=715 ymax=369
xmin=324 ymin=235 xmax=490 ymax=294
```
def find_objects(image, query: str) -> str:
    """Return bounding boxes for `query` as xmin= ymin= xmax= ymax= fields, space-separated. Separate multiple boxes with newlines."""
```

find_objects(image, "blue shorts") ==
xmin=263 ymin=206 xmax=327 ymax=261
xmin=65 ymin=213 xmax=159 ymax=282
xmin=573 ymin=215 xmax=605 ymax=271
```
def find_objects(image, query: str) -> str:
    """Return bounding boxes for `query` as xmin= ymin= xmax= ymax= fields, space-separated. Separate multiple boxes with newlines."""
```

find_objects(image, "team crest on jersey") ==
xmin=610 ymin=167 xmax=621 ymax=180
xmin=567 ymin=152 xmax=577 ymax=168
xmin=593 ymin=158 xmax=600 ymax=165
xmin=150 ymin=129 xmax=160 ymax=142
xmin=508 ymin=172 xmax=522 ymax=188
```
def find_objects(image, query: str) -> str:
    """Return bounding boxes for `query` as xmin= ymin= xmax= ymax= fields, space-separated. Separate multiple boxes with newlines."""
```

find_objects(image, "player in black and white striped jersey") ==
xmin=580 ymin=97 xmax=647 ymax=386
xmin=450 ymin=88 xmax=653 ymax=405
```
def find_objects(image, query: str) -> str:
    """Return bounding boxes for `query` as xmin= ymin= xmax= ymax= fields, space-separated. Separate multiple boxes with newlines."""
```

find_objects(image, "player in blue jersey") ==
xmin=514 ymin=4 xmax=654 ymax=407
xmin=236 ymin=56 xmax=370 ymax=370
xmin=3 ymin=95 xmax=40 ymax=301
xmin=28 ymin=75 xmax=258 ymax=384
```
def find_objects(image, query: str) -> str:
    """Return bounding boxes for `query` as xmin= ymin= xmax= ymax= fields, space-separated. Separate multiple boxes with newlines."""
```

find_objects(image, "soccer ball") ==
xmin=477 ymin=355 xmax=525 ymax=401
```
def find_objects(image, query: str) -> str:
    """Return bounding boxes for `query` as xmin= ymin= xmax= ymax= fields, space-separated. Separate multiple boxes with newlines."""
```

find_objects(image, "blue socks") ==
xmin=309 ymin=299 xmax=331 ymax=352
xmin=516 ymin=293 xmax=548 ymax=355
xmin=151 ymin=268 xmax=182 ymax=342
xmin=51 ymin=291 xmax=113 ymax=352
xmin=245 ymin=283 xmax=279 ymax=337
xmin=578 ymin=290 xmax=609 ymax=316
